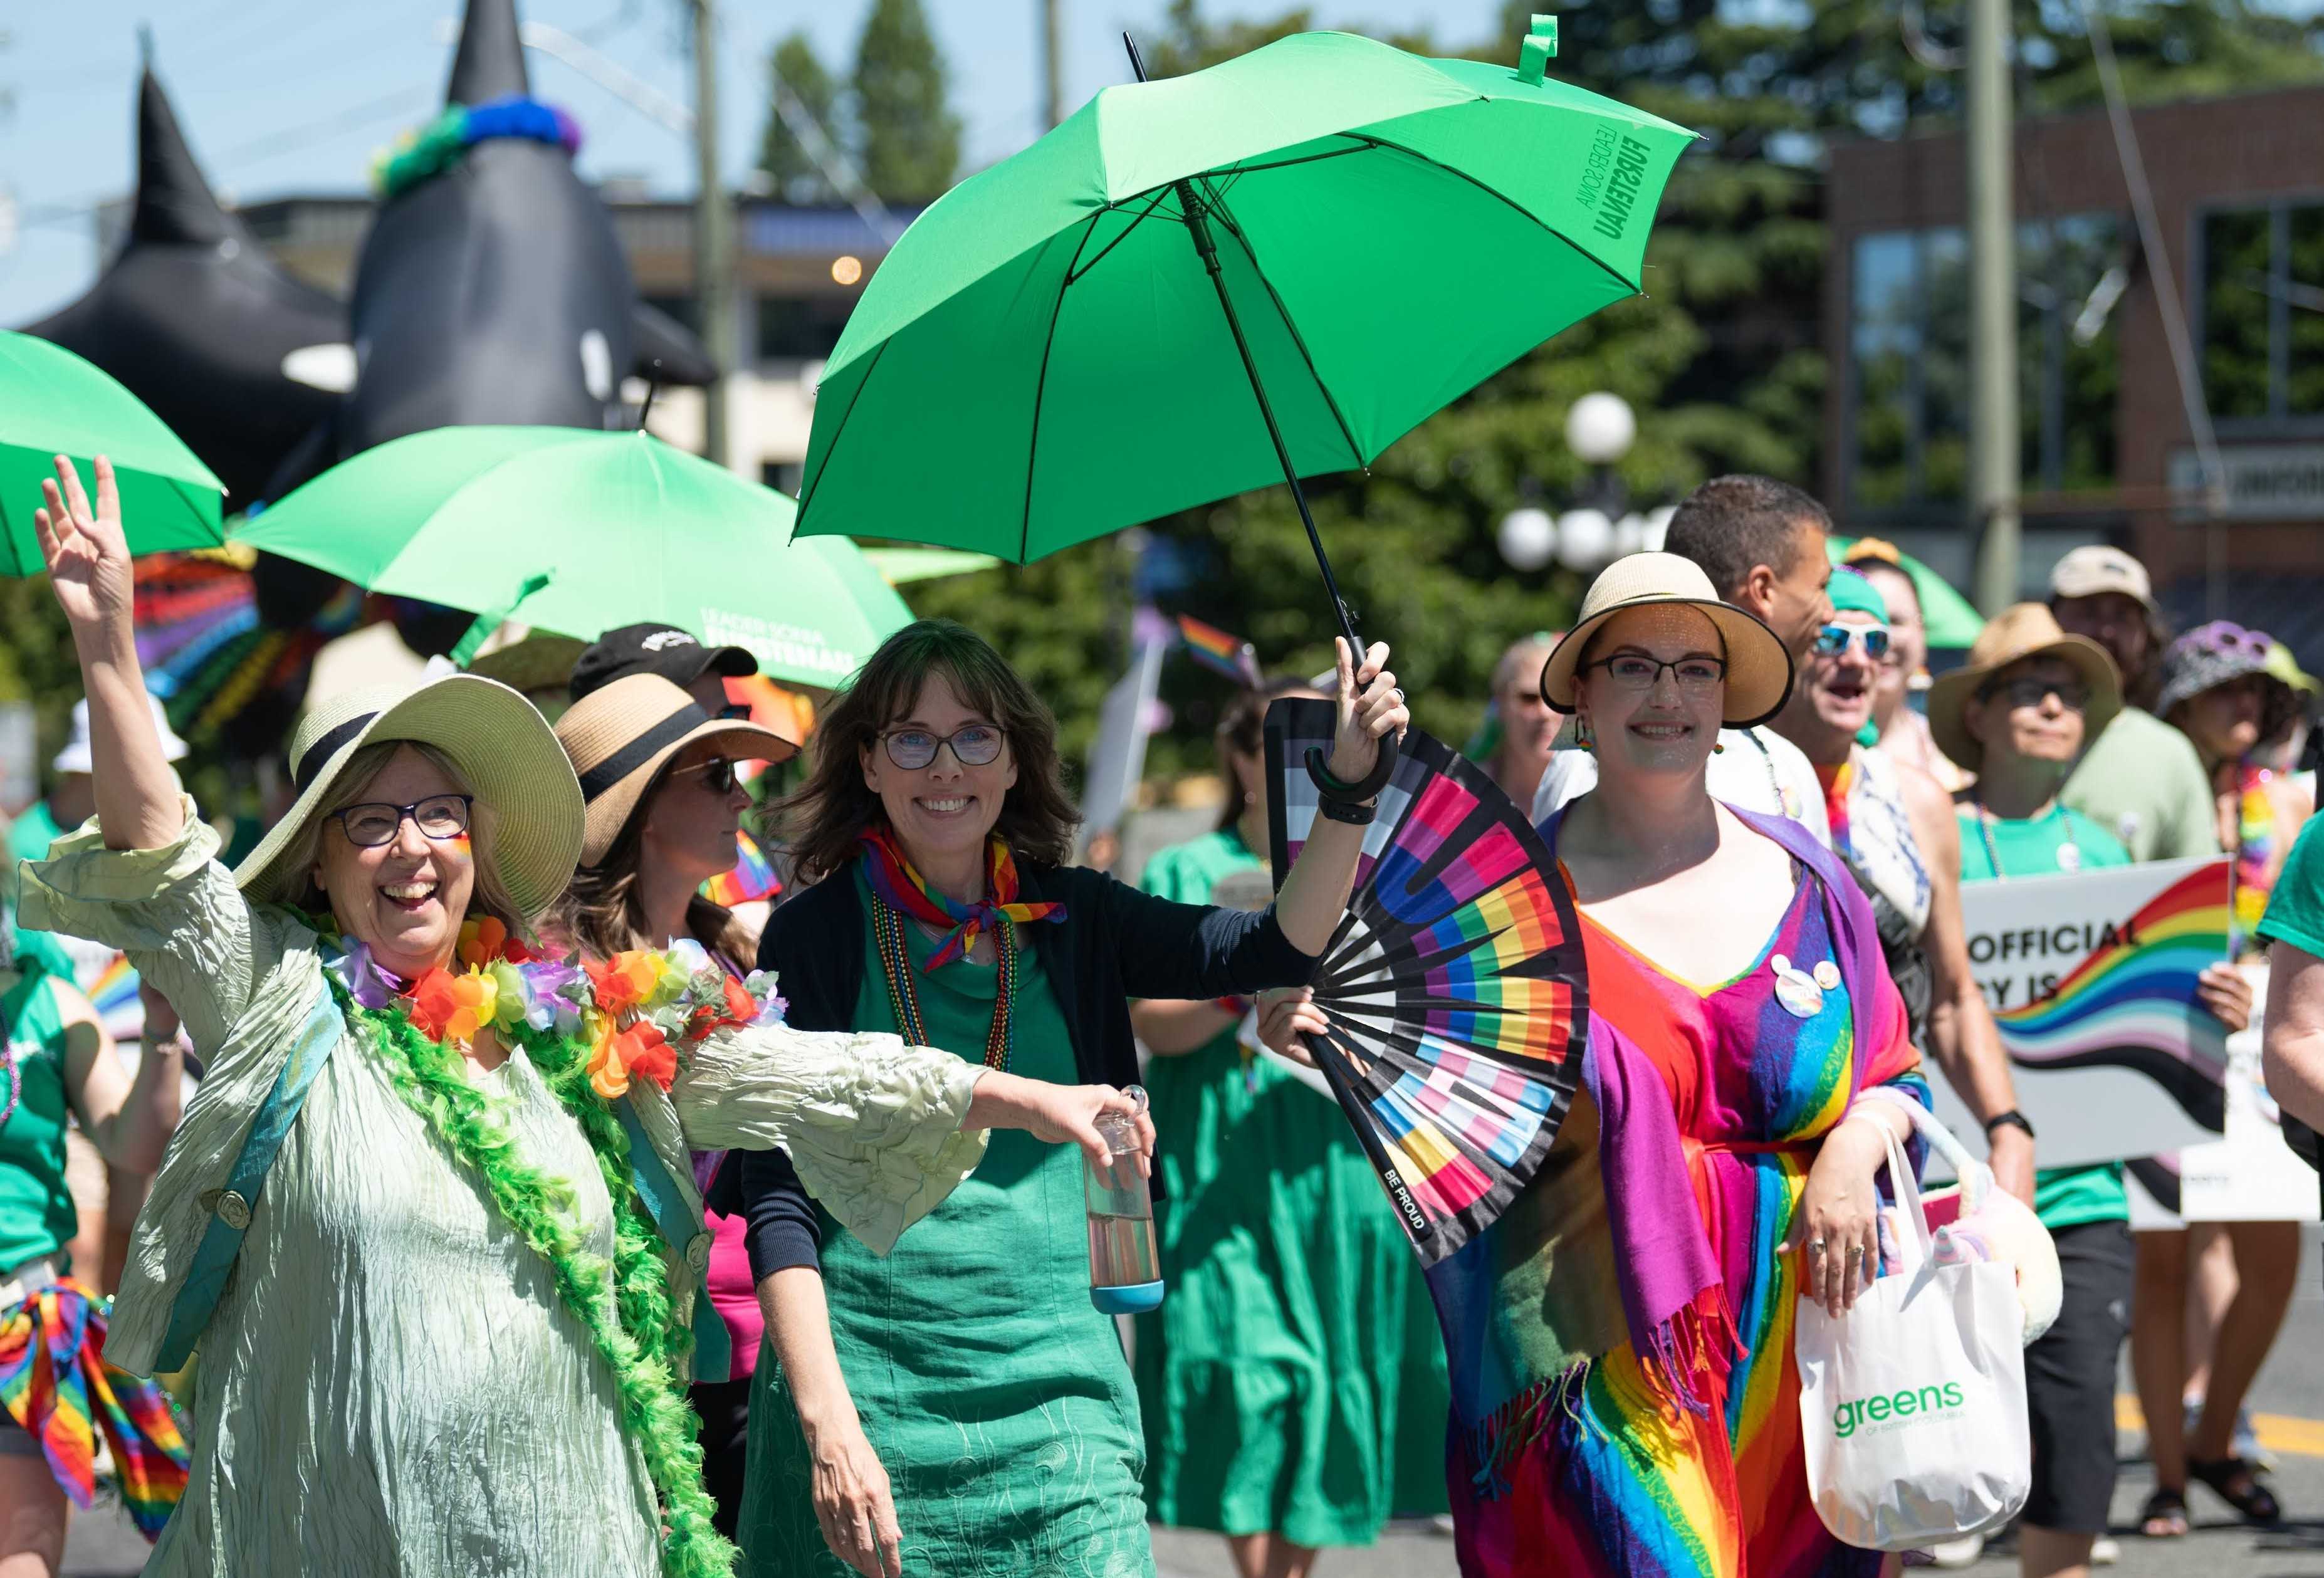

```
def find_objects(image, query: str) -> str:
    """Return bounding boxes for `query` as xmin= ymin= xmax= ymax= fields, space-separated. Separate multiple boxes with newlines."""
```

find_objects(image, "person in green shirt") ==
xmin=1930 ymin=604 xmax=2253 ymax=1578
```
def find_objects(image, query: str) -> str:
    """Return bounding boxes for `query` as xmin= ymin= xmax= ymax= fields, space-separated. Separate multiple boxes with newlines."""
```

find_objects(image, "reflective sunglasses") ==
xmin=1813 ymin=623 xmax=1892 ymax=661
xmin=330 ymin=793 xmax=474 ymax=849
xmin=669 ymin=756 xmax=741 ymax=795
xmin=1979 ymin=676 xmax=2090 ymax=712
xmin=1584 ymin=654 xmax=1727 ymax=691
xmin=878 ymin=724 xmax=1005 ymax=770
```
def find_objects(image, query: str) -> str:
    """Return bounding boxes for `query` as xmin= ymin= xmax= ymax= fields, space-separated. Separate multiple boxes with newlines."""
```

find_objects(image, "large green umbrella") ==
xmin=0 ymin=330 xmax=224 ymax=573
xmin=1828 ymin=536 xmax=1986 ymax=651
xmin=791 ymin=24 xmax=1693 ymax=652
xmin=234 ymin=425 xmax=912 ymax=689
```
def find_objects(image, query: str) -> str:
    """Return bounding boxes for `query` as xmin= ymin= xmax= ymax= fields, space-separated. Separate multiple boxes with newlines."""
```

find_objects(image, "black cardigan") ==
xmin=712 ymin=855 xmax=1317 ymax=1280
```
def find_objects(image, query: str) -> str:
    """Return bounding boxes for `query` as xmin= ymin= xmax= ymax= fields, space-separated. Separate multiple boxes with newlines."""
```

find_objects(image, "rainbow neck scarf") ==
xmin=857 ymin=827 xmax=1065 ymax=971
xmin=2235 ymin=761 xmax=2280 ymax=939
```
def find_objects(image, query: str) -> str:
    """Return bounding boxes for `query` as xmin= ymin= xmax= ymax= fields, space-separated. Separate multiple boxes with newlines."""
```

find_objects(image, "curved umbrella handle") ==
xmin=1303 ymin=734 xmax=1398 ymax=803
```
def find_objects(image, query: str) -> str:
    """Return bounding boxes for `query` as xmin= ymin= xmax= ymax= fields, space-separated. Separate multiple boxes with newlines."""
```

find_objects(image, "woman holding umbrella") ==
xmin=726 ymin=619 xmax=1406 ymax=1578
xmin=16 ymin=456 xmax=1152 ymax=1578
xmin=1266 ymin=554 xmax=1927 ymax=1577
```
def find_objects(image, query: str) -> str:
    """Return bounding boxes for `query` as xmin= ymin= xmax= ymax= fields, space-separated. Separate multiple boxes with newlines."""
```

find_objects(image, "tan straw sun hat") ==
xmin=553 ymin=674 xmax=799 ymax=867
xmin=234 ymin=674 xmax=585 ymax=915
xmin=1925 ymin=602 xmax=2122 ymax=773
xmin=1536 ymin=551 xmax=1793 ymax=727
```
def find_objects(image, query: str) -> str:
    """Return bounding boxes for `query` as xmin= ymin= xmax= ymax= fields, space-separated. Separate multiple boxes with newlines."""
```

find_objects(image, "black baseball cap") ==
xmin=568 ymin=623 xmax=756 ymax=701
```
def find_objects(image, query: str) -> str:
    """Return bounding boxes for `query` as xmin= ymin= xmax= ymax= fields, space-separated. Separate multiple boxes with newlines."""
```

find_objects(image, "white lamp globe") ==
xmin=1641 ymin=504 xmax=1677 ymax=553
xmin=1564 ymin=392 xmax=1636 ymax=466
xmin=1497 ymin=506 xmax=1556 ymax=572
xmin=1611 ymin=512 xmax=1648 ymax=557
xmin=1554 ymin=508 xmax=1615 ymax=570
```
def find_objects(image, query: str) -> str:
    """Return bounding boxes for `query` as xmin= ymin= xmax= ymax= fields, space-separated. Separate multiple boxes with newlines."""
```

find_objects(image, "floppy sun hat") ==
xmin=1536 ymin=551 xmax=1793 ymax=728
xmin=553 ymin=673 xmax=799 ymax=867
xmin=234 ymin=674 xmax=586 ymax=916
xmin=1924 ymin=602 xmax=2121 ymax=774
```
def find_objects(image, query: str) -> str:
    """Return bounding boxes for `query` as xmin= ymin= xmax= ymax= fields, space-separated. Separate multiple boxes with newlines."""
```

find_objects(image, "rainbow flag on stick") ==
xmin=1175 ymin=614 xmax=1259 ymax=684
xmin=701 ymin=830 xmax=782 ymax=908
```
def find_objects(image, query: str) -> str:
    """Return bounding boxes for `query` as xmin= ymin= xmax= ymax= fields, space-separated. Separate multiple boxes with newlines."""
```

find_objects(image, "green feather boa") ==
xmin=334 ymin=981 xmax=738 ymax=1577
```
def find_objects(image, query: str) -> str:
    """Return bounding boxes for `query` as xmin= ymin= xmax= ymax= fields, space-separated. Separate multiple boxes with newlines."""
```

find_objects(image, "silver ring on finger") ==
xmin=1807 ymin=1239 xmax=1826 ymax=1256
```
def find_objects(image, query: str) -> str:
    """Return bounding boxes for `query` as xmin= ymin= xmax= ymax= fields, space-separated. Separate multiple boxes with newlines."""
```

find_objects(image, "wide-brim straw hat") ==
xmin=234 ymin=674 xmax=585 ymax=916
xmin=554 ymin=673 xmax=799 ymax=867
xmin=1925 ymin=602 xmax=2122 ymax=773
xmin=1536 ymin=551 xmax=1793 ymax=728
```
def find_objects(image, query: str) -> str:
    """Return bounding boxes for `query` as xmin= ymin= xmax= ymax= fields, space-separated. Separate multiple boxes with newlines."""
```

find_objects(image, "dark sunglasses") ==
xmin=1979 ymin=676 xmax=2090 ymax=712
xmin=669 ymin=756 xmax=741 ymax=795
xmin=878 ymin=724 xmax=1005 ymax=771
xmin=330 ymin=794 xmax=474 ymax=849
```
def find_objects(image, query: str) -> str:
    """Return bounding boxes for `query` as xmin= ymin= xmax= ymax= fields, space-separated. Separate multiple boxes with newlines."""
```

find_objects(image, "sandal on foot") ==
xmin=2188 ymin=1455 xmax=2281 ymax=1523
xmin=2137 ymin=1487 xmax=2189 ymax=1539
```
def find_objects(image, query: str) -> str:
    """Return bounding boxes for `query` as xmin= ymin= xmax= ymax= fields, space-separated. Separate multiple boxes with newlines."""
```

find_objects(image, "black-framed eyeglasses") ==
xmin=878 ymin=724 xmax=1005 ymax=770
xmin=1584 ymin=654 xmax=1727 ymax=692
xmin=330 ymin=794 xmax=474 ymax=849
xmin=1979 ymin=676 xmax=2090 ymax=712
xmin=669 ymin=756 xmax=741 ymax=795
xmin=1813 ymin=623 xmax=1892 ymax=662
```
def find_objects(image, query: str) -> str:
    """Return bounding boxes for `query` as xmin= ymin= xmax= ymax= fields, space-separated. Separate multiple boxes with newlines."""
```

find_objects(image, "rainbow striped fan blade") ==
xmin=1265 ymin=699 xmax=1586 ymax=1268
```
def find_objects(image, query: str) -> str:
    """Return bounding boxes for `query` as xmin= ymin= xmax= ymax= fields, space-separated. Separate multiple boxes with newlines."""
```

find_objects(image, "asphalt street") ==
xmin=60 ymin=1228 xmax=2324 ymax=1575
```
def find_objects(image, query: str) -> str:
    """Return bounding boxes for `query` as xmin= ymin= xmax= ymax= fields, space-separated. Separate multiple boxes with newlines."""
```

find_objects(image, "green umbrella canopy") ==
xmin=1828 ymin=536 xmax=1987 ymax=650
xmin=233 ymin=426 xmax=913 ymax=690
xmin=861 ymin=546 xmax=1003 ymax=585
xmin=792 ymin=28 xmax=1694 ymax=567
xmin=0 ymin=330 xmax=224 ymax=574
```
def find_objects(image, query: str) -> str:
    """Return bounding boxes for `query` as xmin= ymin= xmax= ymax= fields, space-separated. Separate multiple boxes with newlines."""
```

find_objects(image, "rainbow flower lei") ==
xmin=326 ymin=917 xmax=790 ymax=1095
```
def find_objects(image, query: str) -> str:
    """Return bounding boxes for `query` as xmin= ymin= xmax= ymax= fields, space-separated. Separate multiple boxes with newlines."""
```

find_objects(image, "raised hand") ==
xmin=1325 ymin=637 xmax=1409 ymax=786
xmin=33 ymin=455 xmax=134 ymax=640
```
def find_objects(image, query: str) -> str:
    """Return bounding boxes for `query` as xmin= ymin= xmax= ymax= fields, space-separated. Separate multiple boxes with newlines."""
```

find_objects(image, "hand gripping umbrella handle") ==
xmin=1304 ymin=735 xmax=1398 ymax=803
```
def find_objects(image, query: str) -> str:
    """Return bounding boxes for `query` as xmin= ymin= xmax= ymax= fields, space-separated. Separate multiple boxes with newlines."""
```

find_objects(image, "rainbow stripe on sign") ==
xmin=1994 ymin=862 xmax=2232 ymax=1129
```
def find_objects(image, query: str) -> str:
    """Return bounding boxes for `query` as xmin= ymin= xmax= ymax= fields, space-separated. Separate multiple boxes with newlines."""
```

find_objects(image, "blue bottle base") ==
xmin=1091 ymin=1280 xmax=1165 ymax=1315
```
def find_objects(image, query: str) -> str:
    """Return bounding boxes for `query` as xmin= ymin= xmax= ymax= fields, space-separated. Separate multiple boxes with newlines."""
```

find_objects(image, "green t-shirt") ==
xmin=0 ymin=967 xmax=80 ymax=1272
xmin=2258 ymin=812 xmax=2324 ymax=961
xmin=2061 ymin=706 xmax=2221 ymax=864
xmin=3 ymin=801 xmax=63 ymax=915
xmin=1956 ymin=801 xmax=2134 ymax=1231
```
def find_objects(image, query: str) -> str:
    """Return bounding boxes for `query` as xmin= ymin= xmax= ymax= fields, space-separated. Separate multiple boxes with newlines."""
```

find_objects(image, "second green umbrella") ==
xmin=234 ymin=425 xmax=911 ymax=690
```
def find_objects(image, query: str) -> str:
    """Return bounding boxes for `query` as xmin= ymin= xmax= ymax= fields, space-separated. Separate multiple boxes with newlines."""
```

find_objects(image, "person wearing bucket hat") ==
xmin=2159 ymin=621 xmax=2313 ymax=939
xmin=1930 ymin=603 xmax=2255 ymax=1571
xmin=1275 ymin=551 xmax=1929 ymax=1577
xmin=1769 ymin=568 xmax=2038 ymax=1207
xmin=1531 ymin=479 xmax=1835 ymax=846
xmin=14 ymin=454 xmax=1158 ymax=1578
xmin=547 ymin=674 xmax=800 ymax=1541
xmin=723 ymin=617 xmax=1406 ymax=1578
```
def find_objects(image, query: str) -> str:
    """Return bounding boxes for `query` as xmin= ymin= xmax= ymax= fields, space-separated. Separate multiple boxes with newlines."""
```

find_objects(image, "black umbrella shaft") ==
xmin=1173 ymin=181 xmax=1364 ymax=657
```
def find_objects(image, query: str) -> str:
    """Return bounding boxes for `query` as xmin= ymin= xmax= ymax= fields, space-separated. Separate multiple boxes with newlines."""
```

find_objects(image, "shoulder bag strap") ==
xmin=614 ymin=1094 xmax=731 ymax=1385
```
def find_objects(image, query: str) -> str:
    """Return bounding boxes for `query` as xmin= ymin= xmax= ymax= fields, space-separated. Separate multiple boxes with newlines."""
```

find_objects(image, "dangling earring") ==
xmin=1574 ymin=716 xmax=1595 ymax=753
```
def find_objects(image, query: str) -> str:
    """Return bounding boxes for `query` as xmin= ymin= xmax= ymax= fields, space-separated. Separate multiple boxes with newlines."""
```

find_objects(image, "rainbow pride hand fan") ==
xmin=1264 ymin=699 xmax=1587 ymax=1268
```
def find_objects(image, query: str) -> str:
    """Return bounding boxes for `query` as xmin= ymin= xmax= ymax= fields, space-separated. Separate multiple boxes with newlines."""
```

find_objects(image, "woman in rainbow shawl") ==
xmin=14 ymin=455 xmax=1149 ymax=1578
xmin=1273 ymin=555 xmax=1929 ymax=1577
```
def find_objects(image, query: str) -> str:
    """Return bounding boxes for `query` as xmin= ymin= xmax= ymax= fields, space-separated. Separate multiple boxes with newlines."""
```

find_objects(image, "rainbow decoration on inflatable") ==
xmin=374 ymin=97 xmax=582 ymax=202
xmin=1991 ymin=861 xmax=2232 ymax=1130
xmin=1265 ymin=699 xmax=1587 ymax=1266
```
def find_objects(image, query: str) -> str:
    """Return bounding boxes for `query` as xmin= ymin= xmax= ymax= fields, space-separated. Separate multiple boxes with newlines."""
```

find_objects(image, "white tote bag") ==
xmin=1794 ymin=1117 xmax=2031 ymax=1551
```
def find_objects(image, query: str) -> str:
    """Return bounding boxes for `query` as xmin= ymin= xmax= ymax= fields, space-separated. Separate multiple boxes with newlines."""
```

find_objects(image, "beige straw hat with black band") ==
xmin=1536 ymin=551 xmax=1794 ymax=728
xmin=1925 ymin=602 xmax=2122 ymax=773
xmin=233 ymin=674 xmax=585 ymax=916
xmin=554 ymin=674 xmax=798 ymax=867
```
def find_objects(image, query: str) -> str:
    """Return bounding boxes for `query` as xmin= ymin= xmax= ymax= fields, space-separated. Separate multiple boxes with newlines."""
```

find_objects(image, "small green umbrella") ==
xmin=1828 ymin=536 xmax=1986 ymax=651
xmin=234 ymin=425 xmax=911 ymax=690
xmin=0 ymin=331 xmax=224 ymax=573
xmin=792 ymin=24 xmax=1693 ymax=652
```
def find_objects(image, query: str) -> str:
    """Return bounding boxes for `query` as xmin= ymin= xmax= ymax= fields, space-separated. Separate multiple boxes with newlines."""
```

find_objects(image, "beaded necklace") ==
xmin=871 ymin=897 xmax=1021 ymax=1071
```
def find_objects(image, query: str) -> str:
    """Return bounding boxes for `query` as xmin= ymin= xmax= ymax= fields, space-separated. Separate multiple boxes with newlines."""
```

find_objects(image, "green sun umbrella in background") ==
xmin=790 ymin=23 xmax=1694 ymax=654
xmin=234 ymin=425 xmax=912 ymax=690
xmin=0 ymin=330 xmax=224 ymax=573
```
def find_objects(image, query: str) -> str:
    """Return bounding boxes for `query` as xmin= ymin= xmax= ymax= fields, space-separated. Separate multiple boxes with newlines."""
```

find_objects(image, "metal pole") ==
xmin=1965 ymin=0 xmax=2019 ymax=616
xmin=1039 ymin=0 xmax=1064 ymax=129
xmin=693 ymin=0 xmax=735 ymax=467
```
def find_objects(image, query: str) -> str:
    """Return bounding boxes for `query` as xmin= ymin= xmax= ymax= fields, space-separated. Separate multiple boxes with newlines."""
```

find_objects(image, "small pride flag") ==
xmin=701 ymin=830 xmax=782 ymax=907
xmin=1176 ymin=614 xmax=1257 ymax=684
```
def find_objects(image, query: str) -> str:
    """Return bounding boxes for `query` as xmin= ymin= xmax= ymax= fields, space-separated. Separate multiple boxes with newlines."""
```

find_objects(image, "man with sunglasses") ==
xmin=568 ymin=621 xmax=758 ymax=716
xmin=1771 ymin=570 xmax=2037 ymax=1210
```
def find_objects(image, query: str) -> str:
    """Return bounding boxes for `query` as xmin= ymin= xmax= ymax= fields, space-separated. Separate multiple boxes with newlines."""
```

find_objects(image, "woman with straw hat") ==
xmin=14 ymin=455 xmax=1151 ymax=1578
xmin=1269 ymin=552 xmax=1929 ymax=1576
xmin=546 ymin=674 xmax=802 ymax=1540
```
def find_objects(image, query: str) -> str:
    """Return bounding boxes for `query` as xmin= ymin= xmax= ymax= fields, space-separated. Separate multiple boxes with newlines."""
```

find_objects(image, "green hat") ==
xmin=1828 ymin=567 xmax=1888 ymax=623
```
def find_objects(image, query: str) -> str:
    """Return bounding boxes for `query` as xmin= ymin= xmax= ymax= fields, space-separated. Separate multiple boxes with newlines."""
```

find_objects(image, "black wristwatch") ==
xmin=1316 ymin=795 xmax=1377 ymax=826
xmin=1983 ymin=1109 xmax=2036 ymax=1141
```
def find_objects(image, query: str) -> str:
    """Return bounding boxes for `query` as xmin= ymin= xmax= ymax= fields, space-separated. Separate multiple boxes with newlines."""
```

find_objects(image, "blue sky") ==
xmin=0 ymin=0 xmax=1505 ymax=323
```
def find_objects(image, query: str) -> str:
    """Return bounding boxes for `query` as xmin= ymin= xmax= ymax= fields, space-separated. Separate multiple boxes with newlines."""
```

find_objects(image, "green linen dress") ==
xmin=1133 ymin=829 xmax=1450 ymax=1546
xmin=16 ymin=806 xmax=993 ymax=1578
xmin=741 ymin=871 xmax=1153 ymax=1577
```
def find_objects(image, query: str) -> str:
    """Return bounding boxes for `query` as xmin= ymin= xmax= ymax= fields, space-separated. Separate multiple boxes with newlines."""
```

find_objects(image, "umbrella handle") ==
xmin=1303 ymin=736 xmax=1398 ymax=803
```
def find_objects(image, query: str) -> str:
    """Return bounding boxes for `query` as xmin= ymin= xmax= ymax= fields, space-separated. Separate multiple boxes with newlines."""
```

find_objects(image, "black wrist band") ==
xmin=1982 ymin=1109 xmax=2036 ymax=1141
xmin=1315 ymin=796 xmax=1377 ymax=826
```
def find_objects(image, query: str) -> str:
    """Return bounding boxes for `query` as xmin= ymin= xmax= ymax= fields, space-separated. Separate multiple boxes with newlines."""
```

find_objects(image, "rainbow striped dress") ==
xmin=1450 ymin=819 xmax=1925 ymax=1578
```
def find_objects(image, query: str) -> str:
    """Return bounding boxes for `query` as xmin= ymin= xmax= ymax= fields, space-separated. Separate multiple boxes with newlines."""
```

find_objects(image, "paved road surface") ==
xmin=62 ymin=1230 xmax=2324 ymax=1575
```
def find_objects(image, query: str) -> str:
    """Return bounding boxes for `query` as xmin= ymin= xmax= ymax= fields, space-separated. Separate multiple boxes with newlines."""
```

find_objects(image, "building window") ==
xmin=757 ymin=295 xmax=854 ymax=362
xmin=1847 ymin=216 xmax=2122 ymax=520
xmin=2201 ymin=200 xmax=2324 ymax=424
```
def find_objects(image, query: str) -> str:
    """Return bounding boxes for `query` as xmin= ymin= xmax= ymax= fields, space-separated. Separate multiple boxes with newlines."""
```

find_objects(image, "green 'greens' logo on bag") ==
xmin=1833 ymin=1382 xmax=1967 ymax=1439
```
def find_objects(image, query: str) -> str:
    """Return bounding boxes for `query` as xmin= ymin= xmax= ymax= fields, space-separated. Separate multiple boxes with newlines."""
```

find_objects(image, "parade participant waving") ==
xmin=1275 ymin=553 xmax=1928 ymax=1577
xmin=15 ymin=456 xmax=1146 ymax=1578
xmin=726 ymin=618 xmax=1405 ymax=1578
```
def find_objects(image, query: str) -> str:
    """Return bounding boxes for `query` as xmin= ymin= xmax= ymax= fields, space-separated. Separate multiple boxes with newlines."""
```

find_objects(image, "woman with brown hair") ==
xmin=726 ymin=619 xmax=1407 ymax=1578
xmin=1130 ymin=678 xmax=1448 ymax=1578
